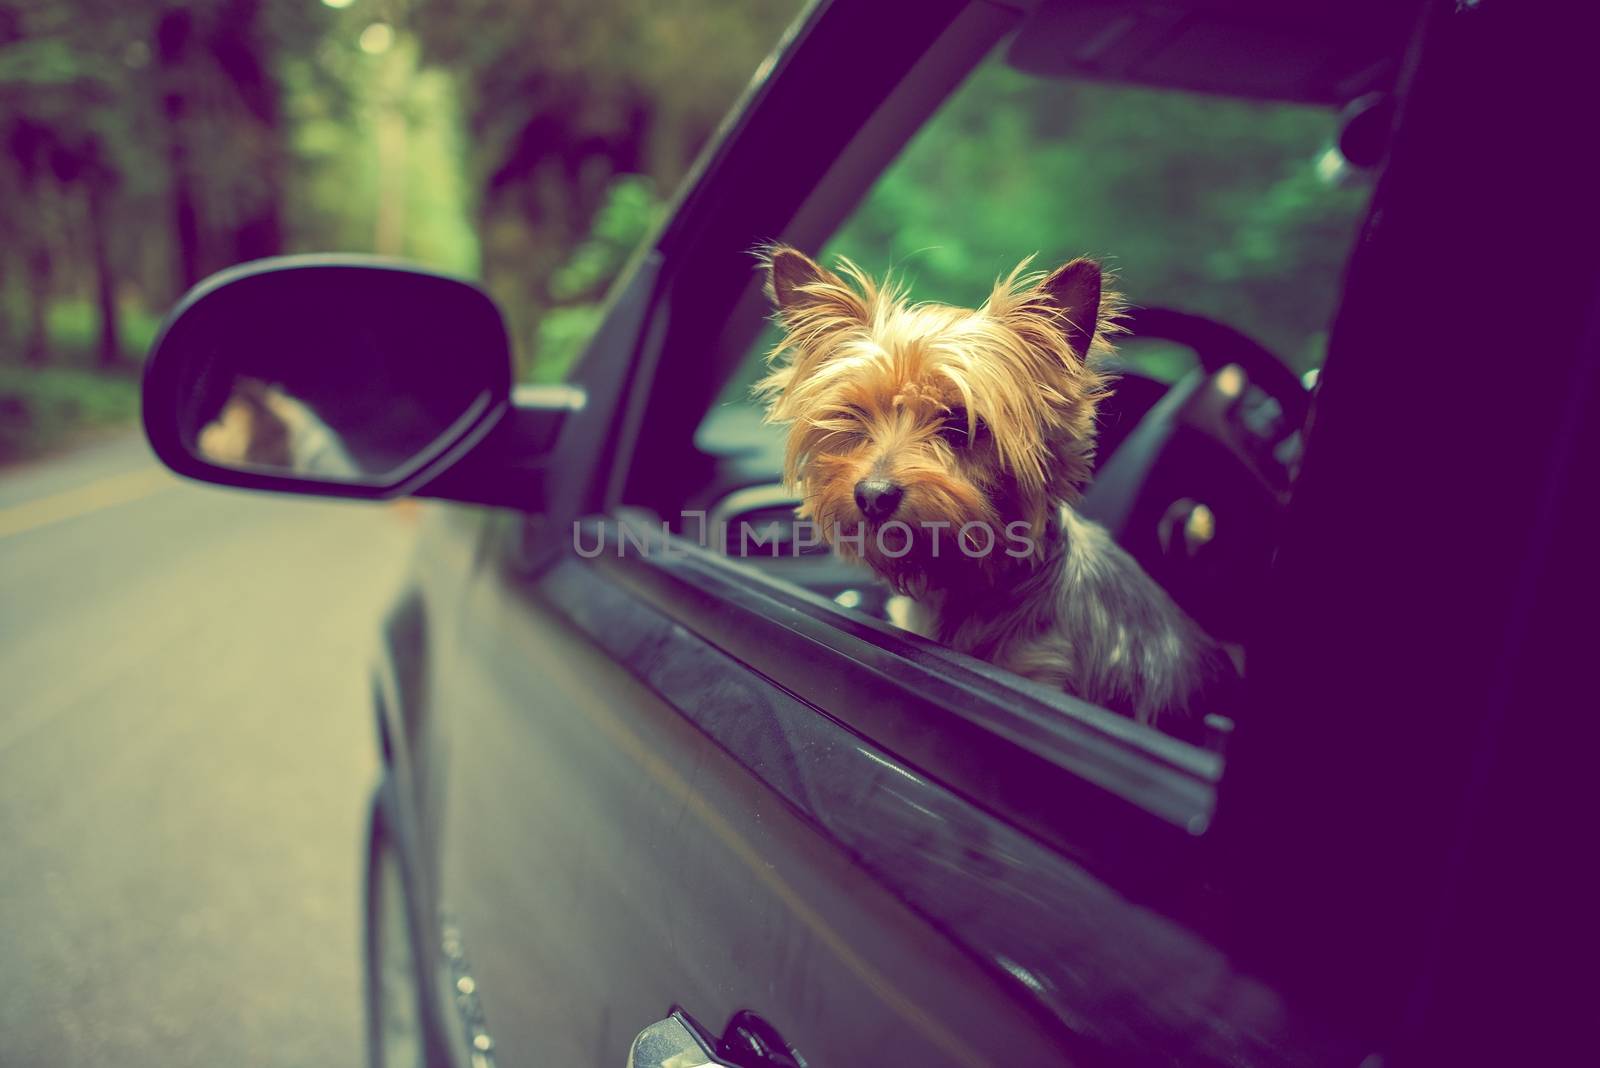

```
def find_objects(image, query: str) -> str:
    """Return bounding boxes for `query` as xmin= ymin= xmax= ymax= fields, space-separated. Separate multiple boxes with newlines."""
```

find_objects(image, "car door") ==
xmin=428 ymin=400 xmax=1361 ymax=1068
xmin=409 ymin=1 xmax=1387 ymax=1058
xmin=438 ymin=515 xmax=1091 ymax=1067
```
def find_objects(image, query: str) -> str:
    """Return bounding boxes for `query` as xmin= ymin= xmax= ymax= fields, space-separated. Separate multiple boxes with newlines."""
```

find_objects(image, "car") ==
xmin=139 ymin=1 xmax=1597 ymax=1065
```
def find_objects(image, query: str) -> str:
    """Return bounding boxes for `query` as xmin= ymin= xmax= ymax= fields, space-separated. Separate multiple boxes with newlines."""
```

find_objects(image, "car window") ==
xmin=702 ymin=53 xmax=1368 ymax=444
xmin=673 ymin=48 xmax=1372 ymax=748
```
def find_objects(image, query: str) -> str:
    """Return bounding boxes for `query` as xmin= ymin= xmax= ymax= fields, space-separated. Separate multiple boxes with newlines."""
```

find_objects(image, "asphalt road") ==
xmin=1 ymin=433 xmax=420 ymax=1067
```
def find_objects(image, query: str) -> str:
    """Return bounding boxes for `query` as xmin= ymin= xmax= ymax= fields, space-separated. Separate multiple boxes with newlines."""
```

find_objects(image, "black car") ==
xmin=140 ymin=1 xmax=1597 ymax=1065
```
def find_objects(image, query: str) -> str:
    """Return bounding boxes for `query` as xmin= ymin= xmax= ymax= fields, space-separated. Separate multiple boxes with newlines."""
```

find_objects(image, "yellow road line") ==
xmin=0 ymin=467 xmax=177 ymax=539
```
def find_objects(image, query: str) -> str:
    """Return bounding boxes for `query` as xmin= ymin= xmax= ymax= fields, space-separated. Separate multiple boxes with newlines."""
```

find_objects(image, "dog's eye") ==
xmin=938 ymin=408 xmax=987 ymax=448
xmin=826 ymin=404 xmax=871 ymax=431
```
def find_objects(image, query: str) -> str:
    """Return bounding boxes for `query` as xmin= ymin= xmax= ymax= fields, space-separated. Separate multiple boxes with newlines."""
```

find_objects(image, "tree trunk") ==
xmin=86 ymin=177 xmax=121 ymax=370
xmin=156 ymin=7 xmax=203 ymax=293
xmin=22 ymin=242 xmax=51 ymax=368
xmin=0 ymin=250 xmax=11 ymax=347
xmin=7 ymin=121 xmax=55 ymax=366
xmin=213 ymin=0 xmax=285 ymax=265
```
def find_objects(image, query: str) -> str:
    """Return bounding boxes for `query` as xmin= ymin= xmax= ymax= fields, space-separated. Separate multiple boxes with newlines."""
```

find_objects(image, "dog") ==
xmin=198 ymin=377 xmax=361 ymax=479
xmin=756 ymin=245 xmax=1234 ymax=727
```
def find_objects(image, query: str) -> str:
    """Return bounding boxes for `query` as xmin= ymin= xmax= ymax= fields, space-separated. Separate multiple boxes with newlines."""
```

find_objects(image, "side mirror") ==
xmin=143 ymin=255 xmax=526 ymax=500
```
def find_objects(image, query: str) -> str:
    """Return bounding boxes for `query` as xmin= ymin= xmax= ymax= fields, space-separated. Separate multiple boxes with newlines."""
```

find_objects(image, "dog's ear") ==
xmin=764 ymin=245 xmax=869 ymax=326
xmin=767 ymin=246 xmax=826 ymax=312
xmin=1038 ymin=258 xmax=1102 ymax=359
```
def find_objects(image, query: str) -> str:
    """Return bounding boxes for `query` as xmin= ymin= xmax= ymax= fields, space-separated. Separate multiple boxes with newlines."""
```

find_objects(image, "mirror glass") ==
xmin=152 ymin=259 xmax=510 ymax=486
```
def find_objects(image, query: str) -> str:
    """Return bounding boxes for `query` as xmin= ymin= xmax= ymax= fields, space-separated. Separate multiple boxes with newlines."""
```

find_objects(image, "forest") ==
xmin=1 ymin=0 xmax=1364 ymax=461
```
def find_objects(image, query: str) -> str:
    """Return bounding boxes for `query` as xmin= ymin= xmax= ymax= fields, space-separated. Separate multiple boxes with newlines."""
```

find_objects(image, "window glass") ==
xmin=706 ymin=56 xmax=1367 ymax=433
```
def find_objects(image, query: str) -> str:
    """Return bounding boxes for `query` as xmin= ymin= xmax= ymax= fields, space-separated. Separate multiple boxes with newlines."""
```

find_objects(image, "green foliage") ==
xmin=0 ymin=34 xmax=102 ymax=87
xmin=0 ymin=365 xmax=138 ymax=461
xmin=2 ymin=0 xmax=799 ymax=457
xmin=412 ymin=0 xmax=802 ymax=377
xmin=530 ymin=306 xmax=606 ymax=385
xmin=41 ymin=300 xmax=162 ymax=361
xmin=2 ymin=1 xmax=1365 ymax=465
xmin=532 ymin=174 xmax=665 ymax=381
xmin=548 ymin=175 xmax=662 ymax=302
xmin=283 ymin=31 xmax=479 ymax=274
xmin=825 ymin=62 xmax=1369 ymax=373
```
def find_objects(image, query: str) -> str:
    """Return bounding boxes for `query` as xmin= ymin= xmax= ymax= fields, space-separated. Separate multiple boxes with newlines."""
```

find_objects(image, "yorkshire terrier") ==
xmin=757 ymin=246 xmax=1234 ymax=728
xmin=198 ymin=377 xmax=360 ymax=478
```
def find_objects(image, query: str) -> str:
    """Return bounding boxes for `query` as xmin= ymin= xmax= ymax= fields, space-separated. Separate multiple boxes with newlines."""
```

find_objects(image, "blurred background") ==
xmin=1 ymin=1 xmax=1362 ymax=1064
xmin=0 ymin=0 xmax=805 ymax=463
xmin=0 ymin=0 xmax=1363 ymax=464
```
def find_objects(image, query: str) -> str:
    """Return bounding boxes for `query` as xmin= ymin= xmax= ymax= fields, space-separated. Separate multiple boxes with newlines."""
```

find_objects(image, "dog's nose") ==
xmin=854 ymin=479 xmax=904 ymax=522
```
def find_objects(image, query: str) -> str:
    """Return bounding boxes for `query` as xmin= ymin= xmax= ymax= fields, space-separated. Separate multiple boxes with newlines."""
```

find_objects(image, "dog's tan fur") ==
xmin=757 ymin=245 xmax=1231 ymax=725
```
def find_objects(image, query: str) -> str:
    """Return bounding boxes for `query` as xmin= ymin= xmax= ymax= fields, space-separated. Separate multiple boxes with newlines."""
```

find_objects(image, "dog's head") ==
xmin=756 ymin=245 xmax=1119 ymax=591
xmin=198 ymin=377 xmax=294 ymax=469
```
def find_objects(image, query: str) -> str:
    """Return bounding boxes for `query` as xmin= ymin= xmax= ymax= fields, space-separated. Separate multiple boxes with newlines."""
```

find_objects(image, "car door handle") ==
xmin=628 ymin=1011 xmax=734 ymax=1068
xmin=628 ymin=1010 xmax=806 ymax=1068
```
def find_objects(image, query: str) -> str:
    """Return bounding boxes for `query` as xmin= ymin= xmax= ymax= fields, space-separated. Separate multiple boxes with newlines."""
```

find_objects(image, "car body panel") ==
xmin=346 ymin=1 xmax=1600 ymax=1066
xmin=368 ymin=504 xmax=1363 ymax=1067
xmin=430 ymin=522 xmax=1061 ymax=1066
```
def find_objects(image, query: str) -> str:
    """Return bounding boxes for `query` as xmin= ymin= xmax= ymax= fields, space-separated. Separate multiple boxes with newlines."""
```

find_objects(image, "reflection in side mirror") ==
xmin=143 ymin=255 xmax=513 ymax=496
xmin=197 ymin=377 xmax=366 ymax=478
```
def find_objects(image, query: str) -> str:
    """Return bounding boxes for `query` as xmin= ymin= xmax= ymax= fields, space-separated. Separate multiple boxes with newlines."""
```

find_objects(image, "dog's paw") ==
xmin=885 ymin=594 xmax=928 ymax=635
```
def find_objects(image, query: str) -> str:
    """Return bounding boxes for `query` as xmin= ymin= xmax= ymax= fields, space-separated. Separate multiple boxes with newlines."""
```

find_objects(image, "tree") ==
xmin=153 ymin=0 xmax=329 ymax=289
xmin=827 ymin=64 xmax=1369 ymax=372
xmin=1 ymin=0 xmax=332 ymax=369
xmin=412 ymin=0 xmax=804 ymax=374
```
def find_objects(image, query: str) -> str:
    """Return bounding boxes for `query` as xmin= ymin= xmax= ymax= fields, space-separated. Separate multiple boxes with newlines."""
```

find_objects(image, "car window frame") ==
xmin=527 ymin=0 xmax=1348 ymax=978
xmin=570 ymin=0 xmax=1227 ymax=906
xmin=592 ymin=517 xmax=1217 ymax=881
xmin=614 ymin=0 xmax=1015 ymax=513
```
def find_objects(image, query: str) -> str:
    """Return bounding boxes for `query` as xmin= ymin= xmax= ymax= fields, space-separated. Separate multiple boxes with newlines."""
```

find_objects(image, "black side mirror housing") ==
xmin=142 ymin=255 xmax=580 ymax=510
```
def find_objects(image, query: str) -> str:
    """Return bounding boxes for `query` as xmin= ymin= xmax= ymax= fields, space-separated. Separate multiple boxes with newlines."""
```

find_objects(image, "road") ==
xmin=0 ymin=433 xmax=420 ymax=1067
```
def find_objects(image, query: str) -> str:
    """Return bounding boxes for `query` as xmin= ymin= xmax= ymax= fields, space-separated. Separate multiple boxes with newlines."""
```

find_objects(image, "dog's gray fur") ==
xmin=911 ymin=505 xmax=1234 ymax=725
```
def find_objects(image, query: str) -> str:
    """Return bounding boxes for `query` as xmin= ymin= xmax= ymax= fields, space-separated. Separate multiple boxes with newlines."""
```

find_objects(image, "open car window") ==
xmin=655 ymin=45 xmax=1372 ymax=756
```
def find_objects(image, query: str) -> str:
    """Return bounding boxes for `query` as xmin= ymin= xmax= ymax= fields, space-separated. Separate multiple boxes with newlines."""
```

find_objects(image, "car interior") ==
xmin=605 ymin=2 xmax=1411 ymax=746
